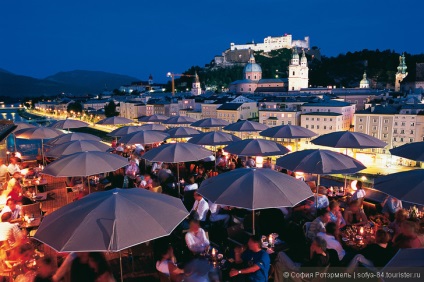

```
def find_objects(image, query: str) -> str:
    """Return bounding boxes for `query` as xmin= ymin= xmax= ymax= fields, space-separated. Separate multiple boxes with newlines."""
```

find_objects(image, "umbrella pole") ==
xmin=252 ymin=210 xmax=255 ymax=235
xmin=344 ymin=148 xmax=348 ymax=190
xmin=177 ymin=163 xmax=180 ymax=196
xmin=41 ymin=139 xmax=45 ymax=166
xmin=316 ymin=174 xmax=320 ymax=215
xmin=88 ymin=176 xmax=91 ymax=194
xmin=119 ymin=251 xmax=124 ymax=282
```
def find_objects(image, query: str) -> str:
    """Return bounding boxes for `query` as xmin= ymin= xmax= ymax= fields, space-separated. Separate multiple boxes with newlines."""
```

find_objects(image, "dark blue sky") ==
xmin=1 ymin=0 xmax=423 ymax=82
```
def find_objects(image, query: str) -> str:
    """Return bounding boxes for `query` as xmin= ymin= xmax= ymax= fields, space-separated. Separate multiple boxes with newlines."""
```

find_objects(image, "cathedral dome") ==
xmin=243 ymin=62 xmax=262 ymax=73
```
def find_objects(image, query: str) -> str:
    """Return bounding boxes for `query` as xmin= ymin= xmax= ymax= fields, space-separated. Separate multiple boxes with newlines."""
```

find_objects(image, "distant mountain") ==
xmin=0 ymin=69 xmax=139 ymax=97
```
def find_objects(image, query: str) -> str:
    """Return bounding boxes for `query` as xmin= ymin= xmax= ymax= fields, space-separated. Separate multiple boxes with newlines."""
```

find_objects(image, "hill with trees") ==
xmin=175 ymin=49 xmax=424 ymax=92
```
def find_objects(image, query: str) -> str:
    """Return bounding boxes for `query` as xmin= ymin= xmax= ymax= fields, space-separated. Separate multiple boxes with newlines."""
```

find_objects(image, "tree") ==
xmin=67 ymin=102 xmax=83 ymax=113
xmin=104 ymin=101 xmax=118 ymax=117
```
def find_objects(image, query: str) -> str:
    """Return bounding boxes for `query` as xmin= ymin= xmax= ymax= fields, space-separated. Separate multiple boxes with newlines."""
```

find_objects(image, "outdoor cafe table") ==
xmin=340 ymin=225 xmax=376 ymax=251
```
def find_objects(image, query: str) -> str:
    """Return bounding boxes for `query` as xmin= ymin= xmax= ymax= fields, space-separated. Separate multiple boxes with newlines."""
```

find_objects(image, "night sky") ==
xmin=1 ymin=0 xmax=423 ymax=82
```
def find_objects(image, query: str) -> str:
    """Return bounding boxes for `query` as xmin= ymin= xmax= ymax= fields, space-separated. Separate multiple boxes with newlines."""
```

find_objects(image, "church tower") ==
xmin=148 ymin=74 xmax=153 ymax=85
xmin=191 ymin=72 xmax=202 ymax=95
xmin=395 ymin=53 xmax=408 ymax=92
xmin=360 ymin=71 xmax=370 ymax=88
xmin=288 ymin=49 xmax=309 ymax=91
xmin=243 ymin=53 xmax=262 ymax=80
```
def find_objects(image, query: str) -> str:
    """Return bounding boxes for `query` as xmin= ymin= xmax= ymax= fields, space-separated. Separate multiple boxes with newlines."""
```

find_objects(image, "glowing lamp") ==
xmin=256 ymin=156 xmax=263 ymax=168
xmin=351 ymin=180 xmax=358 ymax=191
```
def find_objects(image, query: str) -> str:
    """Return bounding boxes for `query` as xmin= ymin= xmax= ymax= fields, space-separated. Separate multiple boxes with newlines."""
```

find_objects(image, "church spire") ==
xmin=194 ymin=71 xmax=200 ymax=83
xmin=290 ymin=48 xmax=299 ymax=65
xmin=301 ymin=49 xmax=307 ymax=67
xmin=397 ymin=53 xmax=407 ymax=74
xmin=248 ymin=52 xmax=256 ymax=64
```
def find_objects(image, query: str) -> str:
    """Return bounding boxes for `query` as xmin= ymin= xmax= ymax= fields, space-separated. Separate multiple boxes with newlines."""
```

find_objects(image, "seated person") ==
xmin=306 ymin=209 xmax=331 ymax=241
xmin=246 ymin=156 xmax=256 ymax=168
xmin=184 ymin=175 xmax=198 ymax=192
xmin=139 ymin=173 xmax=153 ymax=189
xmin=361 ymin=229 xmax=396 ymax=268
xmin=185 ymin=219 xmax=210 ymax=254
xmin=0 ymin=159 xmax=8 ymax=180
xmin=209 ymin=203 xmax=230 ymax=228
xmin=310 ymin=194 xmax=330 ymax=212
xmin=389 ymin=209 xmax=409 ymax=237
xmin=382 ymin=196 xmax=403 ymax=221
xmin=0 ymin=198 xmax=21 ymax=222
xmin=0 ymin=212 xmax=26 ymax=248
xmin=7 ymin=172 xmax=22 ymax=191
xmin=34 ymin=256 xmax=56 ymax=282
xmin=125 ymin=160 xmax=139 ymax=179
xmin=393 ymin=220 xmax=422 ymax=249
xmin=8 ymin=182 xmax=23 ymax=203
xmin=317 ymin=222 xmax=346 ymax=263
xmin=191 ymin=191 xmax=209 ymax=223
xmin=157 ymin=163 xmax=173 ymax=184
xmin=7 ymin=157 xmax=21 ymax=175
xmin=274 ymin=236 xmax=330 ymax=282
xmin=229 ymin=235 xmax=270 ymax=282
xmin=329 ymin=200 xmax=346 ymax=229
xmin=156 ymin=245 xmax=184 ymax=282
xmin=344 ymin=200 xmax=368 ymax=226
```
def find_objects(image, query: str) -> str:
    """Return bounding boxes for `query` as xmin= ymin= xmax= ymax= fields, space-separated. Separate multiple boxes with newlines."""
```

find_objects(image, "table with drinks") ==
xmin=340 ymin=225 xmax=376 ymax=251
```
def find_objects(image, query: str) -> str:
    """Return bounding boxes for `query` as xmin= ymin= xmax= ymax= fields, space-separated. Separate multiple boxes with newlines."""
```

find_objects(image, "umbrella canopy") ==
xmin=162 ymin=116 xmax=197 ymax=125
xmin=118 ymin=130 xmax=169 ymax=145
xmin=390 ymin=141 xmax=424 ymax=161
xmin=187 ymin=131 xmax=241 ymax=146
xmin=374 ymin=170 xmax=424 ymax=206
xmin=48 ymin=119 xmax=89 ymax=130
xmin=96 ymin=116 xmax=133 ymax=125
xmin=311 ymin=131 xmax=387 ymax=149
xmin=190 ymin=118 xmax=229 ymax=128
xmin=42 ymin=151 xmax=129 ymax=177
xmin=14 ymin=127 xmax=63 ymax=140
xmin=166 ymin=127 xmax=201 ymax=138
xmin=382 ymin=248 xmax=424 ymax=272
xmin=260 ymin=125 xmax=317 ymax=139
xmin=198 ymin=168 xmax=313 ymax=210
xmin=108 ymin=126 xmax=144 ymax=137
xmin=139 ymin=124 xmax=167 ymax=131
xmin=34 ymin=188 xmax=188 ymax=252
xmin=224 ymin=139 xmax=290 ymax=157
xmin=47 ymin=133 xmax=101 ymax=145
xmin=138 ymin=114 xmax=168 ymax=123
xmin=276 ymin=149 xmax=366 ymax=175
xmin=45 ymin=140 xmax=110 ymax=158
xmin=223 ymin=120 xmax=268 ymax=132
xmin=13 ymin=122 xmax=37 ymax=132
xmin=141 ymin=143 xmax=212 ymax=163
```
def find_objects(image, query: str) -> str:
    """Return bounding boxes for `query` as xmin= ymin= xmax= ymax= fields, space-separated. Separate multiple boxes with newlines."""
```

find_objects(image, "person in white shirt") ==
xmin=0 ymin=212 xmax=25 ymax=247
xmin=0 ymin=159 xmax=8 ymax=179
xmin=0 ymin=198 xmax=21 ymax=222
xmin=156 ymin=245 xmax=184 ymax=279
xmin=185 ymin=219 xmax=210 ymax=254
xmin=317 ymin=222 xmax=346 ymax=261
xmin=184 ymin=175 xmax=198 ymax=192
xmin=7 ymin=157 xmax=21 ymax=175
xmin=191 ymin=192 xmax=209 ymax=222
xmin=209 ymin=203 xmax=230 ymax=228
xmin=151 ymin=161 xmax=162 ymax=174
xmin=351 ymin=180 xmax=366 ymax=207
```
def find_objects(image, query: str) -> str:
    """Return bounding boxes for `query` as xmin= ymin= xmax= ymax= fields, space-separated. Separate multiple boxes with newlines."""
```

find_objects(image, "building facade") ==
xmin=301 ymin=112 xmax=344 ymax=135
xmin=259 ymin=109 xmax=301 ymax=126
xmin=301 ymin=100 xmax=355 ymax=130
xmin=230 ymin=34 xmax=309 ymax=53
xmin=216 ymin=102 xmax=258 ymax=123
xmin=288 ymin=49 xmax=309 ymax=91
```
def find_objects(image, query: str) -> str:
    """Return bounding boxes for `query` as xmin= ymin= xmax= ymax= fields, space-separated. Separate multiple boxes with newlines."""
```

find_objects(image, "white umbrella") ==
xmin=198 ymin=168 xmax=313 ymax=234
xmin=34 ymin=188 xmax=188 ymax=282
xmin=118 ymin=130 xmax=169 ymax=145
xmin=223 ymin=120 xmax=268 ymax=132
xmin=162 ymin=116 xmax=197 ymax=125
xmin=224 ymin=139 xmax=290 ymax=156
xmin=42 ymin=151 xmax=129 ymax=193
xmin=108 ymin=126 xmax=144 ymax=137
xmin=96 ymin=116 xmax=133 ymax=125
xmin=190 ymin=118 xmax=229 ymax=128
xmin=48 ymin=119 xmax=89 ymax=131
xmin=166 ymin=127 xmax=201 ymax=138
xmin=45 ymin=140 xmax=110 ymax=158
xmin=138 ymin=114 xmax=168 ymax=123
xmin=139 ymin=124 xmax=167 ymax=131
xmin=48 ymin=132 xmax=101 ymax=145
xmin=14 ymin=127 xmax=64 ymax=165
